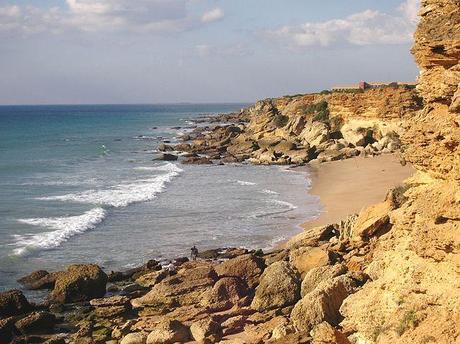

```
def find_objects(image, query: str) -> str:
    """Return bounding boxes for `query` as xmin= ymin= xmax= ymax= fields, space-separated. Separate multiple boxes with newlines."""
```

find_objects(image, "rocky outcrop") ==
xmin=49 ymin=264 xmax=108 ymax=303
xmin=0 ymin=290 xmax=31 ymax=317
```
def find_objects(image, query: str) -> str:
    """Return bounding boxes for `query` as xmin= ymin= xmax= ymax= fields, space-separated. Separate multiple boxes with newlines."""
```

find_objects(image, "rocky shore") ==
xmin=2 ymin=0 xmax=460 ymax=343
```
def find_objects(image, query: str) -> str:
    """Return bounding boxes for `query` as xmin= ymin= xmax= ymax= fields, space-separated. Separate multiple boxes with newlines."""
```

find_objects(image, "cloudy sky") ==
xmin=0 ymin=0 xmax=420 ymax=105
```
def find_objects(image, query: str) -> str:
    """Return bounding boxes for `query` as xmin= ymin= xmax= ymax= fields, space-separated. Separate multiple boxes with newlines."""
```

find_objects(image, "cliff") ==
xmin=339 ymin=1 xmax=460 ymax=343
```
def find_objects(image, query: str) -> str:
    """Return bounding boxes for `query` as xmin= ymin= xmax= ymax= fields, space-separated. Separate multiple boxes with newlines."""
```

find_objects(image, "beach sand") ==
xmin=300 ymin=153 xmax=414 ymax=230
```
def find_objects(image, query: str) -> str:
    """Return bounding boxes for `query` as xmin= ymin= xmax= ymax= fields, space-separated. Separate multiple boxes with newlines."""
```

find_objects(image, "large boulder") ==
xmin=287 ymin=225 xmax=336 ymax=250
xmin=0 ymin=290 xmax=31 ymax=317
xmin=301 ymin=264 xmax=347 ymax=297
xmin=311 ymin=322 xmax=351 ymax=344
xmin=14 ymin=311 xmax=56 ymax=334
xmin=251 ymin=261 xmax=301 ymax=312
xmin=48 ymin=264 xmax=108 ymax=303
xmin=299 ymin=122 xmax=329 ymax=147
xmin=90 ymin=295 xmax=131 ymax=318
xmin=291 ymin=276 xmax=356 ymax=332
xmin=289 ymin=247 xmax=330 ymax=277
xmin=351 ymin=200 xmax=394 ymax=243
xmin=215 ymin=254 xmax=265 ymax=288
xmin=146 ymin=319 xmax=190 ymax=344
xmin=17 ymin=270 xmax=49 ymax=288
xmin=132 ymin=262 xmax=217 ymax=308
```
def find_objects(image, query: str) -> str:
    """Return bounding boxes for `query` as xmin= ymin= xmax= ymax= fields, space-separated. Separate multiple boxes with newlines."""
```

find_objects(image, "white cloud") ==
xmin=264 ymin=0 xmax=420 ymax=48
xmin=201 ymin=7 xmax=224 ymax=23
xmin=0 ymin=0 xmax=223 ymax=35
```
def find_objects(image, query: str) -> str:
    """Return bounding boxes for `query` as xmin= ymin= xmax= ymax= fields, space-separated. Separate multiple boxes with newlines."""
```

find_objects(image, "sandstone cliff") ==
xmin=338 ymin=1 xmax=460 ymax=343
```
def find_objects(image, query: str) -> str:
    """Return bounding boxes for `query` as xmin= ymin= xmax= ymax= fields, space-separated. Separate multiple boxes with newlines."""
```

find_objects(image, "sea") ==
xmin=0 ymin=104 xmax=321 ymax=292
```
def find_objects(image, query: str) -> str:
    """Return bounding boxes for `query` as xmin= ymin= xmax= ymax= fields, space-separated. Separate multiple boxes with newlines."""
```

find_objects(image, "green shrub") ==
xmin=273 ymin=114 xmax=289 ymax=128
xmin=396 ymin=310 xmax=419 ymax=336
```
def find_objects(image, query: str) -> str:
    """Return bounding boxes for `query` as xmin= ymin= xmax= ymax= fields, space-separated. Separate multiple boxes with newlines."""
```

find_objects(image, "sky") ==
xmin=0 ymin=0 xmax=421 ymax=105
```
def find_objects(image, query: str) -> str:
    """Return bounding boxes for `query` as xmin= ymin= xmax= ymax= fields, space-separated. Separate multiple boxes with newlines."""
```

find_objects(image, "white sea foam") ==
xmin=260 ymin=189 xmax=279 ymax=195
xmin=134 ymin=163 xmax=184 ymax=174
xmin=13 ymin=208 xmax=106 ymax=256
xmin=235 ymin=180 xmax=256 ymax=186
xmin=37 ymin=164 xmax=183 ymax=208
xmin=248 ymin=199 xmax=297 ymax=219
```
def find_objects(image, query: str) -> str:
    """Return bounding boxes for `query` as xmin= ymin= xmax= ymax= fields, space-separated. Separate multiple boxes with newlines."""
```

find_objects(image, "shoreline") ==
xmin=297 ymin=153 xmax=414 ymax=231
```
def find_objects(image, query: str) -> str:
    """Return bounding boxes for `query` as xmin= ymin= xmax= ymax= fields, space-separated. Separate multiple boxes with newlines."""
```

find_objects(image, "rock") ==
xmin=301 ymin=264 xmax=347 ymax=297
xmin=157 ymin=153 xmax=178 ymax=161
xmin=17 ymin=270 xmax=49 ymax=288
xmin=291 ymin=276 xmax=356 ymax=332
xmin=182 ymin=156 xmax=213 ymax=165
xmin=287 ymin=225 xmax=336 ymax=250
xmin=311 ymin=322 xmax=351 ymax=344
xmin=351 ymin=200 xmax=394 ymax=243
xmin=299 ymin=122 xmax=329 ymax=147
xmin=271 ymin=323 xmax=296 ymax=340
xmin=190 ymin=318 xmax=222 ymax=343
xmin=289 ymin=247 xmax=331 ymax=277
xmin=215 ymin=254 xmax=265 ymax=288
xmin=158 ymin=144 xmax=174 ymax=152
xmin=49 ymin=264 xmax=108 ymax=304
xmin=132 ymin=262 xmax=217 ymax=308
xmin=120 ymin=332 xmax=148 ymax=344
xmin=221 ymin=315 xmax=248 ymax=336
xmin=135 ymin=270 xmax=169 ymax=288
xmin=146 ymin=319 xmax=190 ymax=344
xmin=204 ymin=277 xmax=249 ymax=310
xmin=340 ymin=124 xmax=374 ymax=147
xmin=26 ymin=272 xmax=63 ymax=290
xmin=90 ymin=295 xmax=131 ymax=318
xmin=174 ymin=143 xmax=192 ymax=152
xmin=0 ymin=317 xmax=17 ymax=342
xmin=0 ymin=290 xmax=31 ymax=317
xmin=14 ymin=311 xmax=56 ymax=334
xmin=251 ymin=261 xmax=300 ymax=312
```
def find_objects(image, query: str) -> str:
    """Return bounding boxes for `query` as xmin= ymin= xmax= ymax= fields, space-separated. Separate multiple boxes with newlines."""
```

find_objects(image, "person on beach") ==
xmin=191 ymin=246 xmax=198 ymax=261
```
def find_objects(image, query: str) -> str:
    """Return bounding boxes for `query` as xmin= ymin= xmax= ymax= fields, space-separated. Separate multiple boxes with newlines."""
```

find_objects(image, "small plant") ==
xmin=421 ymin=335 xmax=437 ymax=343
xmin=372 ymin=323 xmax=391 ymax=341
xmin=396 ymin=310 xmax=419 ymax=336
xmin=391 ymin=185 xmax=410 ymax=208
xmin=273 ymin=114 xmax=289 ymax=128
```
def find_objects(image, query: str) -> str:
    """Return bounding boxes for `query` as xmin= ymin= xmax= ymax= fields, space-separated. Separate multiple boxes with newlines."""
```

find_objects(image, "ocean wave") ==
xmin=134 ymin=163 xmax=184 ymax=174
xmin=235 ymin=180 xmax=257 ymax=186
xmin=37 ymin=164 xmax=182 ymax=208
xmin=248 ymin=199 xmax=298 ymax=219
xmin=13 ymin=208 xmax=106 ymax=256
xmin=260 ymin=189 xmax=279 ymax=195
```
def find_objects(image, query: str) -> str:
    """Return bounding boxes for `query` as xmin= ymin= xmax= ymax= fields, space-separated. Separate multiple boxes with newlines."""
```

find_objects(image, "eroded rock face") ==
xmin=289 ymin=247 xmax=331 ymax=277
xmin=251 ymin=261 xmax=301 ymax=312
xmin=49 ymin=264 xmax=108 ymax=304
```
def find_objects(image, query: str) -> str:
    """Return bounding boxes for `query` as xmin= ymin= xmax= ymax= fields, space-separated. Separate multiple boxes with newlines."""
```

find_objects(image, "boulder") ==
xmin=287 ymin=225 xmax=336 ymax=250
xmin=17 ymin=270 xmax=49 ymax=288
xmin=273 ymin=140 xmax=297 ymax=153
xmin=289 ymin=247 xmax=330 ymax=277
xmin=0 ymin=317 xmax=16 ymax=342
xmin=0 ymin=290 xmax=31 ymax=317
xmin=132 ymin=262 xmax=217 ymax=308
xmin=174 ymin=143 xmax=192 ymax=152
xmin=215 ymin=254 xmax=265 ymax=288
xmin=182 ymin=156 xmax=213 ymax=165
xmin=90 ymin=295 xmax=131 ymax=318
xmin=251 ymin=261 xmax=301 ymax=312
xmin=120 ymin=332 xmax=147 ymax=344
xmin=351 ymin=200 xmax=394 ymax=243
xmin=26 ymin=272 xmax=63 ymax=290
xmin=14 ymin=311 xmax=56 ymax=334
xmin=291 ymin=276 xmax=356 ymax=332
xmin=146 ymin=319 xmax=190 ymax=344
xmin=158 ymin=144 xmax=174 ymax=152
xmin=49 ymin=264 xmax=108 ymax=304
xmin=157 ymin=153 xmax=178 ymax=161
xmin=204 ymin=277 xmax=249 ymax=310
xmin=190 ymin=318 xmax=222 ymax=343
xmin=301 ymin=264 xmax=347 ymax=297
xmin=299 ymin=122 xmax=329 ymax=147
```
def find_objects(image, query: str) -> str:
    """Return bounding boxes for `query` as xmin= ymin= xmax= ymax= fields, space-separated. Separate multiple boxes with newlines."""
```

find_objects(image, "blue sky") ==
xmin=0 ymin=0 xmax=420 ymax=104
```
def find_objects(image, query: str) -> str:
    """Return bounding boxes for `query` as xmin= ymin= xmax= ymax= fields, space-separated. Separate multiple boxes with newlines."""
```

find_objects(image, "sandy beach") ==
xmin=300 ymin=153 xmax=414 ymax=230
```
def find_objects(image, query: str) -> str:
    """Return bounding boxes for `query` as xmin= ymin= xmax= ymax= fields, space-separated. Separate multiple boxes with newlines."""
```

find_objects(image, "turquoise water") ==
xmin=0 ymin=104 xmax=320 ymax=291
